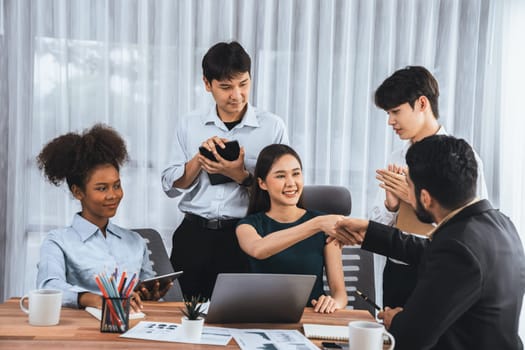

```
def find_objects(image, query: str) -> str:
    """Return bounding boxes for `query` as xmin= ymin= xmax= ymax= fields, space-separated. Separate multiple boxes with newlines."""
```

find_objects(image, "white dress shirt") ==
xmin=161 ymin=103 xmax=289 ymax=219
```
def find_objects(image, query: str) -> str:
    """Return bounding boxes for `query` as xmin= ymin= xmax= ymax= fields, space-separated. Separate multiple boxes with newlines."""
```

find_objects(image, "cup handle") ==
xmin=384 ymin=330 xmax=396 ymax=350
xmin=19 ymin=295 xmax=30 ymax=314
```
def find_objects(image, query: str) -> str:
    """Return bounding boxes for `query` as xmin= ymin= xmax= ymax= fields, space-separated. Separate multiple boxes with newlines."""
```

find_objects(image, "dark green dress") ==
xmin=237 ymin=210 xmax=326 ymax=306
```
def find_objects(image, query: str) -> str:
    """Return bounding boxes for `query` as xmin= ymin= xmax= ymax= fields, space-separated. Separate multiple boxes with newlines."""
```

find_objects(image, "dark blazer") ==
xmin=362 ymin=200 xmax=525 ymax=350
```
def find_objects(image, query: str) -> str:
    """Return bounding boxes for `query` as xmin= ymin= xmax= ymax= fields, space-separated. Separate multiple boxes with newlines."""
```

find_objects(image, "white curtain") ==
xmin=500 ymin=0 xmax=525 ymax=247
xmin=2 ymin=0 xmax=523 ymax=324
xmin=500 ymin=0 xmax=525 ymax=338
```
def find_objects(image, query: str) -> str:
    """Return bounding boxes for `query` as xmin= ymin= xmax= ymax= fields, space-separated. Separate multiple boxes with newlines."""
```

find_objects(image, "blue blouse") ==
xmin=37 ymin=214 xmax=155 ymax=308
xmin=237 ymin=210 xmax=326 ymax=306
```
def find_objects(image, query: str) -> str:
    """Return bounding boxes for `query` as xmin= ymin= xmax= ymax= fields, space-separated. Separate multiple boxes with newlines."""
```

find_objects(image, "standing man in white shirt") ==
xmin=161 ymin=41 xmax=289 ymax=299
xmin=369 ymin=66 xmax=488 ymax=308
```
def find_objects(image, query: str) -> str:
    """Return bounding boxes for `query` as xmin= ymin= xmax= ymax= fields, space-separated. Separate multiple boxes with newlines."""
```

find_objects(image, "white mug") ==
xmin=19 ymin=289 xmax=62 ymax=326
xmin=348 ymin=321 xmax=395 ymax=350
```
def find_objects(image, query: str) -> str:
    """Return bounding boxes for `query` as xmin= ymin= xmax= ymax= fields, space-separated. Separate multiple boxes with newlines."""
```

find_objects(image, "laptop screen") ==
xmin=205 ymin=273 xmax=316 ymax=323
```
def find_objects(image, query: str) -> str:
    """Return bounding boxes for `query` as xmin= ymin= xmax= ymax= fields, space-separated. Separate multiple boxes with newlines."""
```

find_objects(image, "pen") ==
xmin=356 ymin=290 xmax=382 ymax=311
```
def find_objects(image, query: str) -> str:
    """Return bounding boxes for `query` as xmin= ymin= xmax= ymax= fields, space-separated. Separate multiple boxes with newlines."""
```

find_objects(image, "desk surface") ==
xmin=0 ymin=298 xmax=375 ymax=349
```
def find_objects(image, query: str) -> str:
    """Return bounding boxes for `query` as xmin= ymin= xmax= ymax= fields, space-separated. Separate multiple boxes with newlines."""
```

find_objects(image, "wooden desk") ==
xmin=0 ymin=298 xmax=375 ymax=349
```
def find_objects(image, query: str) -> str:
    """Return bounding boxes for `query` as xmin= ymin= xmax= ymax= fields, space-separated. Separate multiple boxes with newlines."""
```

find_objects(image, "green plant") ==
xmin=181 ymin=295 xmax=207 ymax=320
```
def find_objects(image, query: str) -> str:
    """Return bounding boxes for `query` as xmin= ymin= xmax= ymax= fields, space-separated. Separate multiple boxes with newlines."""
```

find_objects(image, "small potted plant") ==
xmin=180 ymin=295 xmax=207 ymax=341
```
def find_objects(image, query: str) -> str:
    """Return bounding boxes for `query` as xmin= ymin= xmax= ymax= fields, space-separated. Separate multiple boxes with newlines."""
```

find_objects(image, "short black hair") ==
xmin=37 ymin=124 xmax=128 ymax=191
xmin=406 ymin=135 xmax=477 ymax=210
xmin=202 ymin=41 xmax=251 ymax=83
xmin=375 ymin=66 xmax=440 ymax=119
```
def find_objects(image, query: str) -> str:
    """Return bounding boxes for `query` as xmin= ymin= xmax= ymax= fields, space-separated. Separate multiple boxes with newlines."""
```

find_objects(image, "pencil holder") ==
xmin=100 ymin=297 xmax=130 ymax=333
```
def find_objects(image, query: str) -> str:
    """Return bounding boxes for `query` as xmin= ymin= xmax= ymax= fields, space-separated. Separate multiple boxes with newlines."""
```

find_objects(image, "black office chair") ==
xmin=133 ymin=228 xmax=184 ymax=302
xmin=302 ymin=185 xmax=376 ymax=315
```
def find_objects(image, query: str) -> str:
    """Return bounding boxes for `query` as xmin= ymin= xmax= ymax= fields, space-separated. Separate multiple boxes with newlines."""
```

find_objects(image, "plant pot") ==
xmin=180 ymin=316 xmax=204 ymax=341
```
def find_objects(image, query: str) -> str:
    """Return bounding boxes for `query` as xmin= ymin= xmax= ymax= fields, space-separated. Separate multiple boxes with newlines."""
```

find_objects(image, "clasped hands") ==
xmin=376 ymin=164 xmax=410 ymax=212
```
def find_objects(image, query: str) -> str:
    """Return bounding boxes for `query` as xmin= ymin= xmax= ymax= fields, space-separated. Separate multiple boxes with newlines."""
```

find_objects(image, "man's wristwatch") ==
xmin=239 ymin=172 xmax=254 ymax=187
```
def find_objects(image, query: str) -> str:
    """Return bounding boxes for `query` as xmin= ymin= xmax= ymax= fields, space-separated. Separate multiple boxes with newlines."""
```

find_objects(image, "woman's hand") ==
xmin=129 ymin=291 xmax=144 ymax=312
xmin=136 ymin=280 xmax=173 ymax=301
xmin=310 ymin=295 xmax=341 ymax=313
xmin=78 ymin=292 xmax=103 ymax=309
xmin=315 ymin=215 xmax=345 ymax=241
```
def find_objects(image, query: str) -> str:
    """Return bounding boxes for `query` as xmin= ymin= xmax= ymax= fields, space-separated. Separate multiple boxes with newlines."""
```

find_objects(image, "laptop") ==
xmin=204 ymin=273 xmax=316 ymax=323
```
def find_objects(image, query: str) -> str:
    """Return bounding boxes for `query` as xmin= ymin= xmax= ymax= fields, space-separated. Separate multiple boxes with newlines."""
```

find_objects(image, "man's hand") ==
xmin=376 ymin=164 xmax=409 ymax=211
xmin=200 ymin=136 xmax=229 ymax=151
xmin=333 ymin=217 xmax=369 ymax=245
xmin=314 ymin=215 xmax=353 ymax=245
xmin=198 ymin=136 xmax=247 ymax=183
xmin=378 ymin=306 xmax=403 ymax=329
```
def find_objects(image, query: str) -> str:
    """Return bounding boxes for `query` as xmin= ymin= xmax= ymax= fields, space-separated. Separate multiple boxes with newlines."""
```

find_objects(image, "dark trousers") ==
xmin=170 ymin=218 xmax=248 ymax=300
xmin=382 ymin=259 xmax=419 ymax=308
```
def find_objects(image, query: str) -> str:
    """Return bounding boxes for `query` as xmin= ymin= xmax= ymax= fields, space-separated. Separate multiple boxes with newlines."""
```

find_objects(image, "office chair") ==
xmin=301 ymin=185 xmax=376 ymax=315
xmin=133 ymin=228 xmax=184 ymax=302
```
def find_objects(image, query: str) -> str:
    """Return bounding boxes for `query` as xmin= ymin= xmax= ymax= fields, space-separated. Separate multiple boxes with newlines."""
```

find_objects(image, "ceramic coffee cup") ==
xmin=19 ymin=289 xmax=62 ymax=326
xmin=348 ymin=320 xmax=395 ymax=350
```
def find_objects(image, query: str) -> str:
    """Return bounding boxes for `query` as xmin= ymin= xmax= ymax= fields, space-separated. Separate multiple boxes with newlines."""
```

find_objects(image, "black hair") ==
xmin=37 ymin=123 xmax=128 ymax=191
xmin=202 ymin=41 xmax=251 ymax=83
xmin=406 ymin=135 xmax=477 ymax=210
xmin=247 ymin=144 xmax=304 ymax=215
xmin=375 ymin=65 xmax=440 ymax=119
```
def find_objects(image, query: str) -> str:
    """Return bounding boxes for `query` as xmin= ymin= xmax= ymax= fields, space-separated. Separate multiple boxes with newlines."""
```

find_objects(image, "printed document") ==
xmin=120 ymin=321 xmax=231 ymax=346
xmin=230 ymin=328 xmax=318 ymax=350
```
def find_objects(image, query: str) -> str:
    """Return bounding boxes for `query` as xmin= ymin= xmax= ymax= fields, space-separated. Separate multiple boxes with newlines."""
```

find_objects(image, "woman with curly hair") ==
xmin=36 ymin=124 xmax=168 ymax=310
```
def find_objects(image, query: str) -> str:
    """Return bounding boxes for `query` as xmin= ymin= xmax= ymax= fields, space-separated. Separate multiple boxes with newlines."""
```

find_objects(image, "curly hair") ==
xmin=37 ymin=124 xmax=128 ymax=191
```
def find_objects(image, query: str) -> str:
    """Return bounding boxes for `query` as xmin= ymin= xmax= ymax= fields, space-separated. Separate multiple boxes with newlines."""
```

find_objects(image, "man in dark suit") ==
xmin=334 ymin=135 xmax=525 ymax=350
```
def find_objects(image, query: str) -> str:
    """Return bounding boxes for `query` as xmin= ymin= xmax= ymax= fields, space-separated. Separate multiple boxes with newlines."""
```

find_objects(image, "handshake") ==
xmin=320 ymin=216 xmax=370 ymax=246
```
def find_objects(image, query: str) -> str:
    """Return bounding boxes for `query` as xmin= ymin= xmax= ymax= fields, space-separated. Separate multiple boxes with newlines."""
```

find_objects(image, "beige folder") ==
xmin=396 ymin=201 xmax=434 ymax=236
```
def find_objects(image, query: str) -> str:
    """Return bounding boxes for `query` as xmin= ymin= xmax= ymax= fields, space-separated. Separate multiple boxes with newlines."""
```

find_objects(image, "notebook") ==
xmin=85 ymin=306 xmax=145 ymax=320
xmin=304 ymin=323 xmax=393 ymax=346
xmin=303 ymin=323 xmax=348 ymax=341
xmin=205 ymin=273 xmax=316 ymax=323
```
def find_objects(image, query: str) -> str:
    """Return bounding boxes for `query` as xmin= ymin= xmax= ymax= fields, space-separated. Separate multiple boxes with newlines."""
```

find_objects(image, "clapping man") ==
xmin=370 ymin=66 xmax=488 ymax=307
